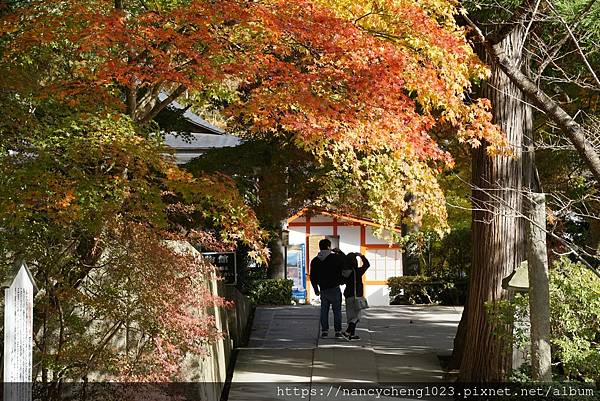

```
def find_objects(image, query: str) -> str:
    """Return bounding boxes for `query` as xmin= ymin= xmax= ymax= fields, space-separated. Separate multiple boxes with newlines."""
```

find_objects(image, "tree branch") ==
xmin=546 ymin=0 xmax=600 ymax=89
xmin=136 ymin=81 xmax=163 ymax=115
xmin=138 ymin=84 xmax=187 ymax=124
xmin=462 ymin=12 xmax=600 ymax=183
xmin=534 ymin=0 xmax=597 ymax=81
xmin=517 ymin=0 xmax=542 ymax=56
xmin=485 ymin=0 xmax=536 ymax=45
xmin=126 ymin=82 xmax=138 ymax=119
xmin=450 ymin=174 xmax=600 ymax=279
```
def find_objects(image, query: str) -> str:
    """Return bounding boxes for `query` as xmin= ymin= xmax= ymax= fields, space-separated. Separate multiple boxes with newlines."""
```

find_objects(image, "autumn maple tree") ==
xmin=0 ymin=112 xmax=268 ymax=382
xmin=2 ymin=0 xmax=508 ymax=232
xmin=1 ymin=0 xmax=507 ymax=381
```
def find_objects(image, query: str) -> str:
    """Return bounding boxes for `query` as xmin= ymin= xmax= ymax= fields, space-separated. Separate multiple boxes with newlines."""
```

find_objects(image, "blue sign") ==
xmin=288 ymin=244 xmax=306 ymax=300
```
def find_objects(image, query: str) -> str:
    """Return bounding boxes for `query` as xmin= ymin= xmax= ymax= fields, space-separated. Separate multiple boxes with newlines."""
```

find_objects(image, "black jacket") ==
xmin=310 ymin=251 xmax=345 ymax=293
xmin=343 ymin=255 xmax=370 ymax=298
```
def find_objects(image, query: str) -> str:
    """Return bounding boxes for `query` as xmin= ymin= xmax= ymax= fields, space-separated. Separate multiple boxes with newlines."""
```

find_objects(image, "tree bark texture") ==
xmin=526 ymin=193 xmax=552 ymax=382
xmin=459 ymin=26 xmax=530 ymax=382
xmin=588 ymin=220 xmax=600 ymax=255
xmin=449 ymin=295 xmax=468 ymax=370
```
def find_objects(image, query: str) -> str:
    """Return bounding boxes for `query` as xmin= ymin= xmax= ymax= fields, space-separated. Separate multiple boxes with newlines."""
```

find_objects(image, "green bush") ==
xmin=485 ymin=293 xmax=530 ymax=348
xmin=488 ymin=257 xmax=600 ymax=382
xmin=236 ymin=264 xmax=268 ymax=295
xmin=550 ymin=258 xmax=600 ymax=381
xmin=247 ymin=279 xmax=293 ymax=306
xmin=420 ymin=227 xmax=471 ymax=279
xmin=387 ymin=276 xmax=465 ymax=305
xmin=388 ymin=276 xmax=439 ymax=304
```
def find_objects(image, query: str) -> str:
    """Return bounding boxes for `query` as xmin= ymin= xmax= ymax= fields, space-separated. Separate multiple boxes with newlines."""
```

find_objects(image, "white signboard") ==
xmin=3 ymin=262 xmax=36 ymax=401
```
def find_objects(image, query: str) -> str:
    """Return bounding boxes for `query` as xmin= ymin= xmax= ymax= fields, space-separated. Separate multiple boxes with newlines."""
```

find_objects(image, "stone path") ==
xmin=227 ymin=305 xmax=462 ymax=401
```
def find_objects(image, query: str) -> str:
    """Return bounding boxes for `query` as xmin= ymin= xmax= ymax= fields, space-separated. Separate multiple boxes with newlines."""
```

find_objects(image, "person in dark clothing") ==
xmin=310 ymin=238 xmax=345 ymax=338
xmin=341 ymin=252 xmax=370 ymax=340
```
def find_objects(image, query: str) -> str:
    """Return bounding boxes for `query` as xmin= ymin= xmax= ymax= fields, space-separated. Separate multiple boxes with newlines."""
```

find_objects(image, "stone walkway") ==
xmin=227 ymin=305 xmax=462 ymax=401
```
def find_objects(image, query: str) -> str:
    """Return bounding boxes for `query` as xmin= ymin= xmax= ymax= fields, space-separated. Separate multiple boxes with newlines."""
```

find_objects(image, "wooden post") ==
xmin=526 ymin=193 xmax=552 ymax=381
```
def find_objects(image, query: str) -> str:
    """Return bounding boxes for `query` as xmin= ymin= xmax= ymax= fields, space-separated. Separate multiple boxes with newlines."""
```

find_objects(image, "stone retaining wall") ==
xmin=183 ymin=279 xmax=252 ymax=401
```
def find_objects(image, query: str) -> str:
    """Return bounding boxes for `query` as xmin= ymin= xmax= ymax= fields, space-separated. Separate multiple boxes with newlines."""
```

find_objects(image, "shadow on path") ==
xmin=227 ymin=305 xmax=462 ymax=401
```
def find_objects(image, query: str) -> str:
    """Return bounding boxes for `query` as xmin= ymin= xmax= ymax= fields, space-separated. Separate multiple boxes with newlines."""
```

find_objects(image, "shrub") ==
xmin=247 ymin=279 xmax=293 ymax=306
xmin=387 ymin=276 xmax=465 ymax=305
xmin=487 ymin=257 xmax=600 ymax=382
xmin=439 ymin=278 xmax=468 ymax=305
xmin=550 ymin=258 xmax=600 ymax=381
xmin=388 ymin=276 xmax=439 ymax=304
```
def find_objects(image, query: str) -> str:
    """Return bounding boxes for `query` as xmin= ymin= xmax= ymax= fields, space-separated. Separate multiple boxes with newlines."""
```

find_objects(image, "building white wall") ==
xmin=308 ymin=226 xmax=333 ymax=237
xmin=337 ymin=226 xmax=361 ymax=254
xmin=364 ymin=284 xmax=390 ymax=306
xmin=288 ymin=228 xmax=305 ymax=246
xmin=365 ymin=226 xmax=390 ymax=244
xmin=286 ymin=214 xmax=401 ymax=306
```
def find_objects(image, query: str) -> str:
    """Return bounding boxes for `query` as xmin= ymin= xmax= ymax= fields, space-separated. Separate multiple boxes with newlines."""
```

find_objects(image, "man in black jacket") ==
xmin=310 ymin=238 xmax=345 ymax=338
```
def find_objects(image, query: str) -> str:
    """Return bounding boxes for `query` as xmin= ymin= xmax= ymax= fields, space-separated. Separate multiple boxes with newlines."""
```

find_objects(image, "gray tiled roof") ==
xmin=164 ymin=133 xmax=242 ymax=149
xmin=159 ymin=92 xmax=242 ymax=164
xmin=158 ymin=92 xmax=224 ymax=135
xmin=164 ymin=133 xmax=242 ymax=164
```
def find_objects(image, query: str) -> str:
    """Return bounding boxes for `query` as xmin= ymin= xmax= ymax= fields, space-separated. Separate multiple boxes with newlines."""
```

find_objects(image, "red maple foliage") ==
xmin=2 ymin=0 xmax=505 ymax=159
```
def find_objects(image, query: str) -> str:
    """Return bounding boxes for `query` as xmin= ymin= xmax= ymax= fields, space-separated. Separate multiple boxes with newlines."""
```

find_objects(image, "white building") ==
xmin=285 ymin=209 xmax=403 ymax=306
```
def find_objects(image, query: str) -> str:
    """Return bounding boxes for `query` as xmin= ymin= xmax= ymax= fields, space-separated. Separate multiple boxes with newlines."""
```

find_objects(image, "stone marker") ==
xmin=526 ymin=192 xmax=552 ymax=382
xmin=3 ymin=261 xmax=37 ymax=401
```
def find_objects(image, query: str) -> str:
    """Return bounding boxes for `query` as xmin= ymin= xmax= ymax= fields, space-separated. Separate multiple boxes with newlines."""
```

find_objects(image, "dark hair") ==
xmin=346 ymin=253 xmax=359 ymax=269
xmin=318 ymin=238 xmax=331 ymax=250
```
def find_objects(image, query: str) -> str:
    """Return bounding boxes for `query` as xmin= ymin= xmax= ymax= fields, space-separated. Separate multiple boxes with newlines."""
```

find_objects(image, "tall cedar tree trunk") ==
xmin=458 ymin=25 xmax=531 ymax=381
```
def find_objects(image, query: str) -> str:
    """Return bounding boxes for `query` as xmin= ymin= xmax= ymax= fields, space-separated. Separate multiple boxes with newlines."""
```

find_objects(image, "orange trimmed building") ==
xmin=284 ymin=209 xmax=404 ymax=306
